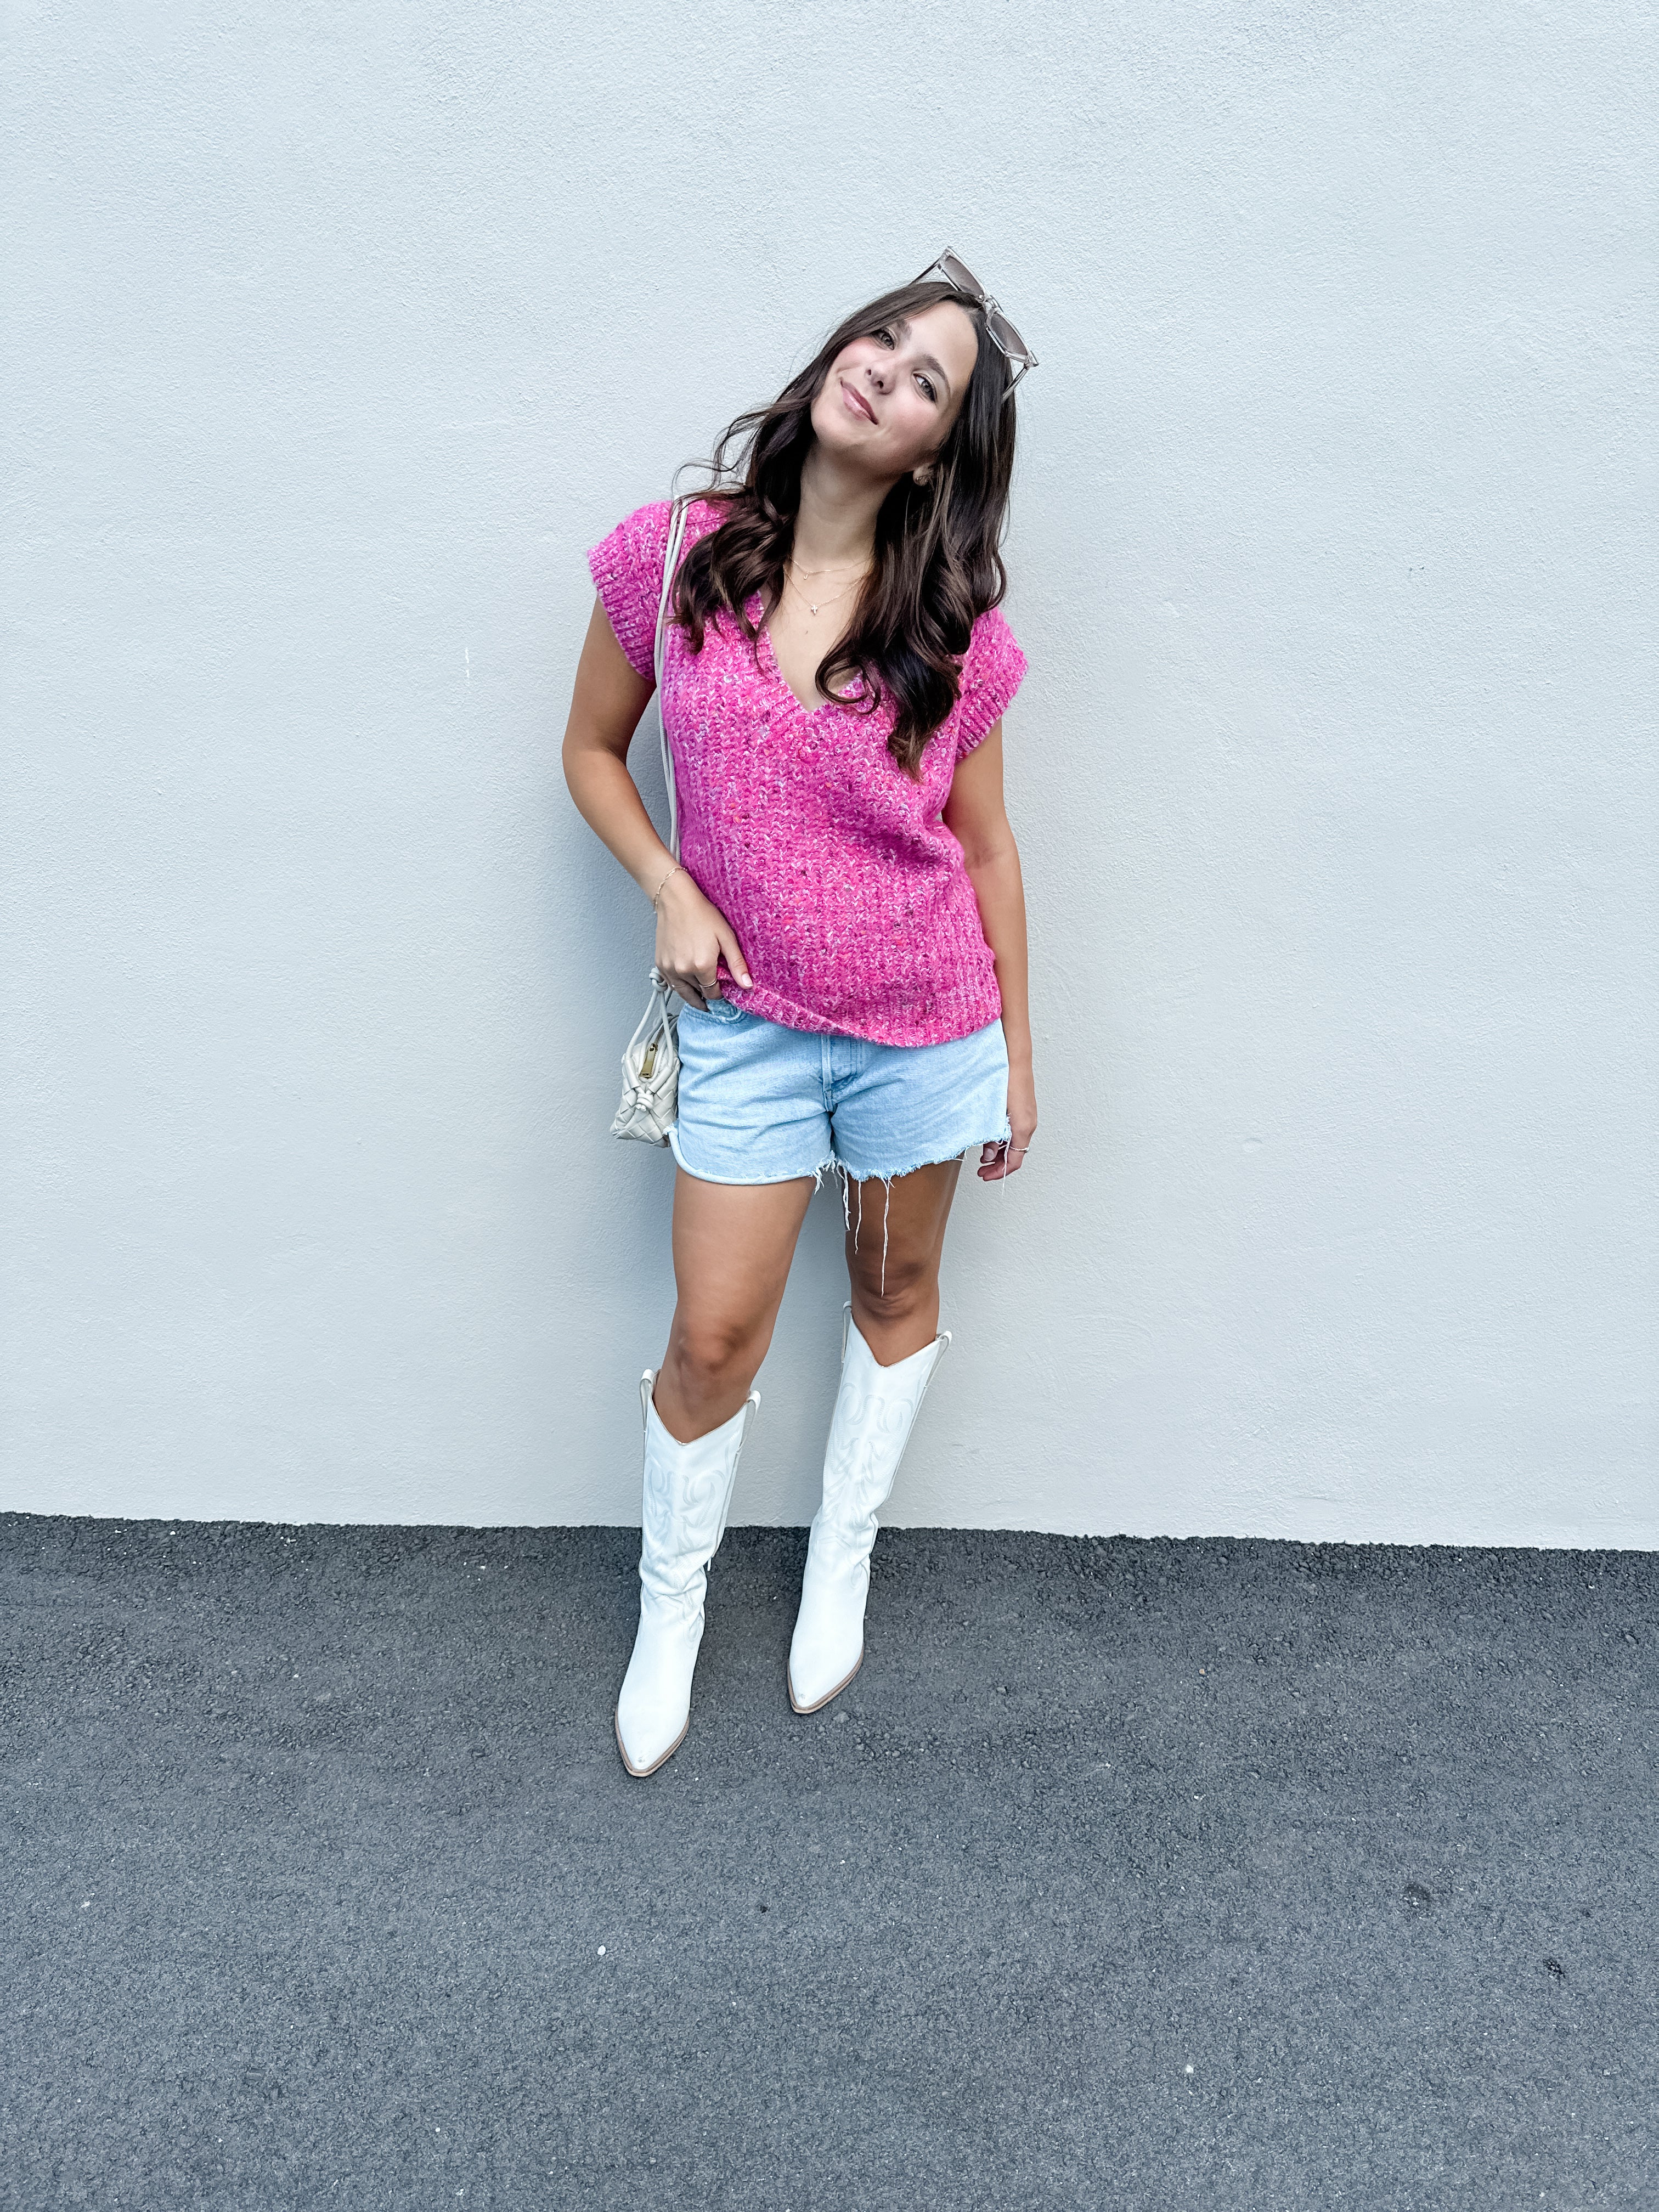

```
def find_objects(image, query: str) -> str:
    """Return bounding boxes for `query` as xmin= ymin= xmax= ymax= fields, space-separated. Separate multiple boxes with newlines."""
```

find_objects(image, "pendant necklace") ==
xmin=786 ymin=564 xmax=866 ymax=618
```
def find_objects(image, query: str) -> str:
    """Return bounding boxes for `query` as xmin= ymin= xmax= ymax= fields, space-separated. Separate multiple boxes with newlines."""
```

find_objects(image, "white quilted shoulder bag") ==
xmin=610 ymin=496 xmax=691 ymax=1145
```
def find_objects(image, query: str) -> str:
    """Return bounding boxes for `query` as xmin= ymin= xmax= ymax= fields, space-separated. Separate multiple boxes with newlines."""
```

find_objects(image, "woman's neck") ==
xmin=791 ymin=443 xmax=894 ymax=573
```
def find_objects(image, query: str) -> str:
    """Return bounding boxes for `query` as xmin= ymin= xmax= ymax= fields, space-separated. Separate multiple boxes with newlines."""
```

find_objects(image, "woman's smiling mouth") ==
xmin=840 ymin=379 xmax=878 ymax=424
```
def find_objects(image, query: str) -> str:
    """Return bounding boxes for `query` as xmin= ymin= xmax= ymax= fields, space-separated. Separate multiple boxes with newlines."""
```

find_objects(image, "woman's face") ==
xmin=809 ymin=299 xmax=980 ymax=481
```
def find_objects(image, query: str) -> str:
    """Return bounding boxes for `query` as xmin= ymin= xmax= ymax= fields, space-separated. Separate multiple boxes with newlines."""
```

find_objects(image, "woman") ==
xmin=562 ymin=252 xmax=1039 ymax=1776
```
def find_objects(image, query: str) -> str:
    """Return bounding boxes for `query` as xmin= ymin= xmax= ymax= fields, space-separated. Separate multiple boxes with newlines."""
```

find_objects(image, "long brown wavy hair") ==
xmin=671 ymin=278 xmax=1019 ymax=776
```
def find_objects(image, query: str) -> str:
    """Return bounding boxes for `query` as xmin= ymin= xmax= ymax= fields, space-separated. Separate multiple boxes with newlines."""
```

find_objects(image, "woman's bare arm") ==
xmin=561 ymin=599 xmax=751 ymax=1006
xmin=941 ymin=720 xmax=1037 ymax=1179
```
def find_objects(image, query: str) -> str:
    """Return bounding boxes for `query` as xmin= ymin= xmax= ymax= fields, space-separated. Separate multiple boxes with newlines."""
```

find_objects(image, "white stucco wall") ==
xmin=4 ymin=3 xmax=1654 ymax=1544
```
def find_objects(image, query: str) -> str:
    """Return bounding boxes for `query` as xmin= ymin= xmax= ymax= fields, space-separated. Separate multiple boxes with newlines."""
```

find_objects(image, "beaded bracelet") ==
xmin=650 ymin=861 xmax=683 ymax=909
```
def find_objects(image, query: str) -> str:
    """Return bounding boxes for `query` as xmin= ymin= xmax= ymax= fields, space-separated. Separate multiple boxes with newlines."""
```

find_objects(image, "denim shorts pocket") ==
xmin=691 ymin=992 xmax=744 ymax=1024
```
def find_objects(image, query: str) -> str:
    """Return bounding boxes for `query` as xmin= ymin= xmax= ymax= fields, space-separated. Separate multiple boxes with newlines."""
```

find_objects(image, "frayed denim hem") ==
xmin=667 ymin=1118 xmax=1014 ymax=1297
xmin=831 ymin=1115 xmax=1013 ymax=1296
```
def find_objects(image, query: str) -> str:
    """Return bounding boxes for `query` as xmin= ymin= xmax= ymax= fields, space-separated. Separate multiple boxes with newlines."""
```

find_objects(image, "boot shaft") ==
xmin=637 ymin=1376 xmax=759 ymax=1603
xmin=816 ymin=1313 xmax=950 ymax=1550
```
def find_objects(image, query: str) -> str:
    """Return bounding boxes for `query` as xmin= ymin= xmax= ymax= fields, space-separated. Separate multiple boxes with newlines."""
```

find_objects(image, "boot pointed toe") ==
xmin=615 ymin=1701 xmax=690 ymax=1776
xmin=787 ymin=1642 xmax=864 ymax=1714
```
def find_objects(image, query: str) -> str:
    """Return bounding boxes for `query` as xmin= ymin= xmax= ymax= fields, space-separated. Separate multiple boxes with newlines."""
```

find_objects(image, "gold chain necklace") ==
xmin=789 ymin=555 xmax=869 ymax=576
xmin=785 ymin=563 xmax=868 ymax=618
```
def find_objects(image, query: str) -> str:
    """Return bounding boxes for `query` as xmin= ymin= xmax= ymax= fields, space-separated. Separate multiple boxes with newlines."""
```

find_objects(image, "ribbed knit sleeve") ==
xmin=954 ymin=603 xmax=1028 ymax=760
xmin=587 ymin=500 xmax=673 ymax=684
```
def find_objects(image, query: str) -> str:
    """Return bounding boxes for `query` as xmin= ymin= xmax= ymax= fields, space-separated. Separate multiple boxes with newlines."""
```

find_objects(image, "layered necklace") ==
xmin=784 ymin=556 xmax=871 ymax=618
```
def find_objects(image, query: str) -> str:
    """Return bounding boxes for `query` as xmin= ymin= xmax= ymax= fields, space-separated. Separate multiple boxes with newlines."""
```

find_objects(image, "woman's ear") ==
xmin=913 ymin=464 xmax=934 ymax=487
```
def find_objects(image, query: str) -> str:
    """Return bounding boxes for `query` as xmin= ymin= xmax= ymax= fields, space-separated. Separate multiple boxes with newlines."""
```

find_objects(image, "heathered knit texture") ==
xmin=588 ymin=498 xmax=1027 ymax=1046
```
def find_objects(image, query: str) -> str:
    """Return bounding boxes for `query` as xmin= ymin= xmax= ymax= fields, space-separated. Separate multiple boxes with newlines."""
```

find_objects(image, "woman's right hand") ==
xmin=653 ymin=868 xmax=753 ymax=1009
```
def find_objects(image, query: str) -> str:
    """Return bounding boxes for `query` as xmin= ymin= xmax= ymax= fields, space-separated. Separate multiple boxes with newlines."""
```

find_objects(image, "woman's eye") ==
xmin=916 ymin=375 xmax=937 ymax=402
xmin=873 ymin=326 xmax=895 ymax=348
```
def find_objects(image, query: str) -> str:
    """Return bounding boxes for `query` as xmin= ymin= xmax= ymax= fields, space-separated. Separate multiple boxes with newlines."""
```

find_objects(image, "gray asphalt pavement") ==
xmin=2 ymin=1511 xmax=1654 ymax=2208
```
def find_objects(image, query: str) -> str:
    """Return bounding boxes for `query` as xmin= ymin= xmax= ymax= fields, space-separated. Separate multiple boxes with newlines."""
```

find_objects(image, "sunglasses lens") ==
xmin=987 ymin=308 xmax=1032 ymax=364
xmin=939 ymin=252 xmax=983 ymax=295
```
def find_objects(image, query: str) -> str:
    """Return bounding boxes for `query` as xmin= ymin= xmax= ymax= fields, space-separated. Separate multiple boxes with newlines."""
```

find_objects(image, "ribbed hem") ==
xmin=721 ymin=978 xmax=1003 ymax=1049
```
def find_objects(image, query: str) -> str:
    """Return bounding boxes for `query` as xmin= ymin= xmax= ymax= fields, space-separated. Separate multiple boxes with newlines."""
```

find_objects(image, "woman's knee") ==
xmin=666 ymin=1310 xmax=763 ymax=1393
xmin=846 ymin=1241 xmax=936 ymax=1320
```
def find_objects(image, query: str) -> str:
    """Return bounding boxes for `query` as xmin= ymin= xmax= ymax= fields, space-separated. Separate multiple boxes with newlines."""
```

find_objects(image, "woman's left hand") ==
xmin=980 ymin=1062 xmax=1037 ymax=1181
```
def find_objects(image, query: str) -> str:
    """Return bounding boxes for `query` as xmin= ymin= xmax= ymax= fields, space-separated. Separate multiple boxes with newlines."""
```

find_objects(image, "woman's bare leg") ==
xmin=653 ymin=1169 xmax=816 ymax=1442
xmin=843 ymin=1155 xmax=963 ymax=1366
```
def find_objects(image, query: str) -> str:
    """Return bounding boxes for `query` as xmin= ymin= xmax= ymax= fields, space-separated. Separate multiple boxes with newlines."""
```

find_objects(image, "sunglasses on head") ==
xmin=915 ymin=249 xmax=1038 ymax=397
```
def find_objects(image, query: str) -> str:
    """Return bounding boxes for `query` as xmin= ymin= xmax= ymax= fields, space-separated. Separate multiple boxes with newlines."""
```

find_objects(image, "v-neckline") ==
xmin=757 ymin=598 xmax=838 ymax=721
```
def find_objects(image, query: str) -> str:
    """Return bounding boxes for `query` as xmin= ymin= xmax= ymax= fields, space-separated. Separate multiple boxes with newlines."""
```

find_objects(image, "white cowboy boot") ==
xmin=614 ymin=1372 xmax=760 ymax=1777
xmin=787 ymin=1307 xmax=950 ymax=1714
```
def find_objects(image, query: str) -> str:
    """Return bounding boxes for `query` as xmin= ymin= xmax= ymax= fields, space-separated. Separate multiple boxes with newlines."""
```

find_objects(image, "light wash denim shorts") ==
xmin=668 ymin=994 xmax=1012 ymax=1189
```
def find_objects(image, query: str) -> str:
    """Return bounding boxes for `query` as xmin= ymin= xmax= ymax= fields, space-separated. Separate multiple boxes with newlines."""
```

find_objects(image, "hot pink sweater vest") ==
xmin=589 ymin=498 xmax=1026 ymax=1047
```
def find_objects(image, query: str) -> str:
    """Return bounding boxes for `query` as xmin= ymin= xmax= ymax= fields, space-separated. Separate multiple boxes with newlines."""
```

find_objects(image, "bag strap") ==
xmin=653 ymin=498 xmax=690 ymax=858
